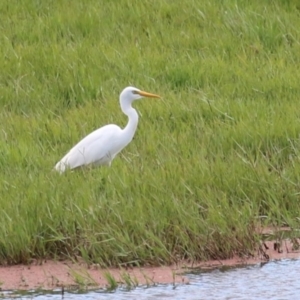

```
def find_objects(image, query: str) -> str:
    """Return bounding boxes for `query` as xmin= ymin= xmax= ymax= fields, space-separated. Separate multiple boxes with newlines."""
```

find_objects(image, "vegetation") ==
xmin=1 ymin=0 xmax=300 ymax=266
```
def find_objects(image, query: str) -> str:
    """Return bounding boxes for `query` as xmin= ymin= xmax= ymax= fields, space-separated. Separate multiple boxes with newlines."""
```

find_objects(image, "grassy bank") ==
xmin=1 ymin=0 xmax=300 ymax=266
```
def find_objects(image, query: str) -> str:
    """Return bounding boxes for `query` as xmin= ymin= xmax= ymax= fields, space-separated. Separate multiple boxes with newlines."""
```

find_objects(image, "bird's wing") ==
xmin=55 ymin=124 xmax=122 ymax=172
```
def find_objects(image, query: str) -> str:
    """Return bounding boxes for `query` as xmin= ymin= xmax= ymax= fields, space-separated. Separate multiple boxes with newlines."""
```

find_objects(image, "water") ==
xmin=3 ymin=259 xmax=300 ymax=300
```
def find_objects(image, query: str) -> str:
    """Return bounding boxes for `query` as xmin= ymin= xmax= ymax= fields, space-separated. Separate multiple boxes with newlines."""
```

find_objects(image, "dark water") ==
xmin=3 ymin=259 xmax=300 ymax=300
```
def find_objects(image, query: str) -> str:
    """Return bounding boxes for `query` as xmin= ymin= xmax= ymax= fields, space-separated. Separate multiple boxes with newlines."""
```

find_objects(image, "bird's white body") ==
xmin=54 ymin=86 xmax=160 ymax=173
xmin=55 ymin=124 xmax=124 ymax=172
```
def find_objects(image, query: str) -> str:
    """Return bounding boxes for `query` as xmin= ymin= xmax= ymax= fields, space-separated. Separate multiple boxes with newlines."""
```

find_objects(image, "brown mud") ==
xmin=1 ymin=233 xmax=300 ymax=291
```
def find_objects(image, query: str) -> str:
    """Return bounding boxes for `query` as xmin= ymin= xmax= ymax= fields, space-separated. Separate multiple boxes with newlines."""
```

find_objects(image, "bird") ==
xmin=54 ymin=86 xmax=160 ymax=173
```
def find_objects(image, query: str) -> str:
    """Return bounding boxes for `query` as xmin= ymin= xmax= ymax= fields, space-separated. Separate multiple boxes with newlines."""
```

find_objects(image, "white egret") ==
xmin=54 ymin=86 xmax=160 ymax=173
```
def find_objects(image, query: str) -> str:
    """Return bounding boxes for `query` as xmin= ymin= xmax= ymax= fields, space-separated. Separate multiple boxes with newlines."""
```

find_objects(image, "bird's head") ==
xmin=120 ymin=86 xmax=160 ymax=104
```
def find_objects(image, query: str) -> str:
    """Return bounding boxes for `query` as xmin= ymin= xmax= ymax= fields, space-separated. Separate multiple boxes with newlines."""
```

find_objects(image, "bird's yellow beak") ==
xmin=137 ymin=90 xmax=161 ymax=98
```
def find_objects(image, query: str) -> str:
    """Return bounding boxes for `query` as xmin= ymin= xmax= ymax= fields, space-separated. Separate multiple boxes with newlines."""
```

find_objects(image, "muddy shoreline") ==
xmin=1 ymin=239 xmax=300 ymax=291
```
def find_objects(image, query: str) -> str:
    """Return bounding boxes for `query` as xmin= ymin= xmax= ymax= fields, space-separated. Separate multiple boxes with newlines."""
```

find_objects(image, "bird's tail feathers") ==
xmin=54 ymin=160 xmax=69 ymax=174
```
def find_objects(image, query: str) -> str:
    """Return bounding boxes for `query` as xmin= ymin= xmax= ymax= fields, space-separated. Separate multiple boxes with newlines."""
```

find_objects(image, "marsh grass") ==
xmin=103 ymin=271 xmax=118 ymax=291
xmin=1 ymin=0 xmax=300 ymax=265
xmin=69 ymin=269 xmax=97 ymax=289
xmin=120 ymin=271 xmax=138 ymax=289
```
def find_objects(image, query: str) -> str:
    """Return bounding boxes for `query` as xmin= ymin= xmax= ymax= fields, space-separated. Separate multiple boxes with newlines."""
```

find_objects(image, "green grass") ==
xmin=1 ymin=0 xmax=300 ymax=266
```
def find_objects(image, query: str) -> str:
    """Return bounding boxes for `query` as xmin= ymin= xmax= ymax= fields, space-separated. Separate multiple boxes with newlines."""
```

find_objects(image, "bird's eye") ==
xmin=132 ymin=90 xmax=139 ymax=94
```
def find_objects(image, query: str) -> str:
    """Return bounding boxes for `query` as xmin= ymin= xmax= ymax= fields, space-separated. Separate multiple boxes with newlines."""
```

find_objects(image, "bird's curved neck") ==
xmin=121 ymin=100 xmax=139 ymax=140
